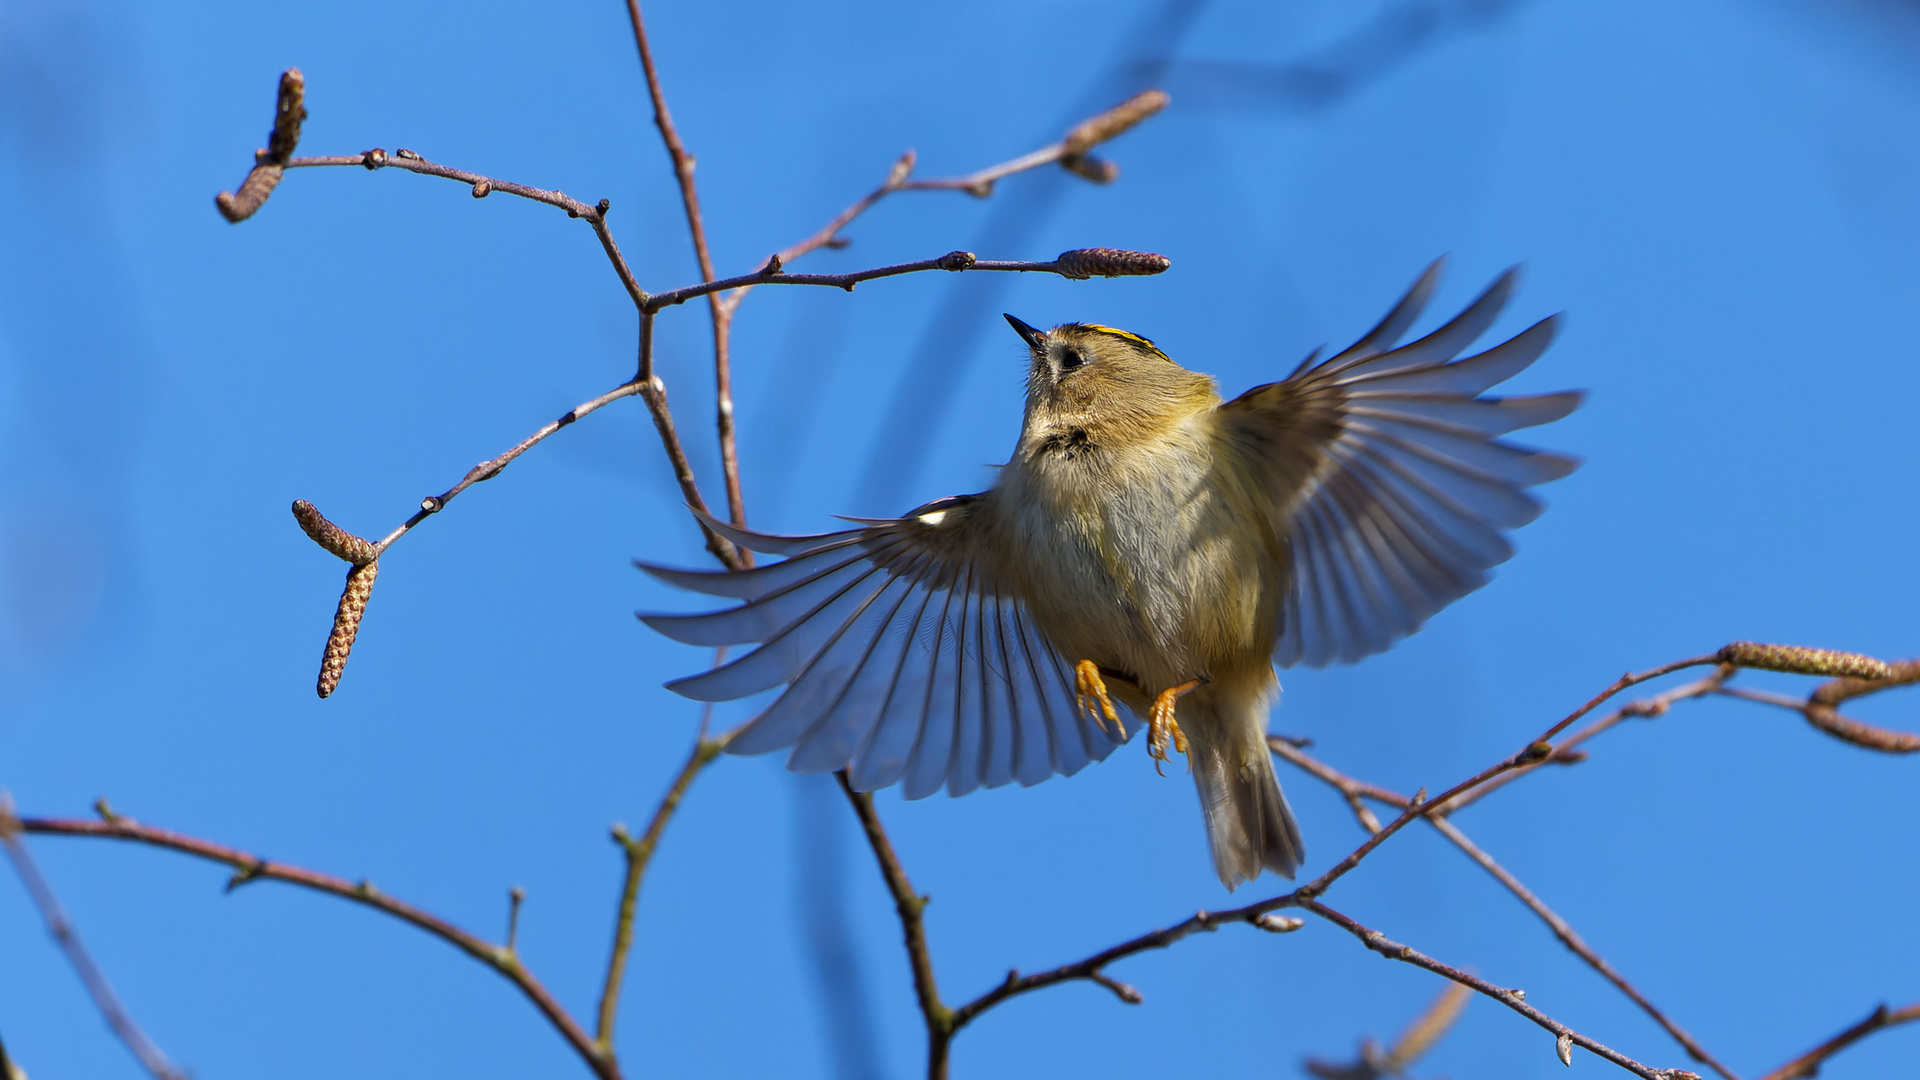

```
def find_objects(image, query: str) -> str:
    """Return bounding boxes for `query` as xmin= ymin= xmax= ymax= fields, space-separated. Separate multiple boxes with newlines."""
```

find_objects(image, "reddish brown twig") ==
xmin=1267 ymin=736 xmax=1737 ymax=1078
xmin=1756 ymin=1001 xmax=1920 ymax=1080
xmin=1302 ymin=899 xmax=1699 ymax=1080
xmin=0 ymin=798 xmax=187 ymax=1080
xmin=622 ymin=0 xmax=748 ymax=544
xmin=16 ymin=805 xmax=618 ymax=1080
xmin=285 ymin=151 xmax=645 ymax=308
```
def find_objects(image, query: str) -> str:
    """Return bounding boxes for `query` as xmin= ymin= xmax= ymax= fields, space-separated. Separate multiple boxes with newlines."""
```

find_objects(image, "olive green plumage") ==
xmin=640 ymin=259 xmax=1580 ymax=889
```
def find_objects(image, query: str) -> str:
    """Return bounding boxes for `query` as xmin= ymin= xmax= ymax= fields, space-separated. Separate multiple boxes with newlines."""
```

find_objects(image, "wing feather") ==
xmin=641 ymin=495 xmax=1115 ymax=797
xmin=1221 ymin=264 xmax=1580 ymax=668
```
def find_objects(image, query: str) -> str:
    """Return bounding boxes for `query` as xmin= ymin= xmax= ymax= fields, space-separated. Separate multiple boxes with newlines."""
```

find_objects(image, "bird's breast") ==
xmin=1000 ymin=418 xmax=1281 ymax=691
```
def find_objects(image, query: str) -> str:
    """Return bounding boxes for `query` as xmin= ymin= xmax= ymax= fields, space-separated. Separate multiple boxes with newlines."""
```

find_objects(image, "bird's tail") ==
xmin=1181 ymin=690 xmax=1302 ymax=890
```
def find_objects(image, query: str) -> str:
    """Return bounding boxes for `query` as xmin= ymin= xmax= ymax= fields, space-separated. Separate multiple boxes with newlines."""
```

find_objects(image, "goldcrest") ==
xmin=640 ymin=259 xmax=1580 ymax=889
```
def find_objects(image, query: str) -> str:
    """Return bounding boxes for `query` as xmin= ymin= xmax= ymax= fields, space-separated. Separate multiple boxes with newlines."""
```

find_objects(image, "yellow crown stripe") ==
xmin=1083 ymin=323 xmax=1167 ymax=357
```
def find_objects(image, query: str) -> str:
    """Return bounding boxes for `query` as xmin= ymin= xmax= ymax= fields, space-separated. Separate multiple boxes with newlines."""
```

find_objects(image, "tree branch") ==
xmin=0 ymin=798 xmax=187 ymax=1080
xmin=1267 ymin=735 xmax=1737 ymax=1078
xmin=595 ymin=726 xmax=736 ymax=1053
xmin=15 ymin=804 xmax=616 ymax=1080
xmin=833 ymin=773 xmax=955 ymax=1080
xmin=1302 ymin=899 xmax=1700 ymax=1080
xmin=1756 ymin=1001 xmax=1920 ymax=1080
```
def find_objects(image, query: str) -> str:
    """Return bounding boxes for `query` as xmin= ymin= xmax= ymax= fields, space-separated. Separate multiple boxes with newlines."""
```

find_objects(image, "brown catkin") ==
xmin=1054 ymin=248 xmax=1172 ymax=280
xmin=1062 ymin=89 xmax=1170 ymax=157
xmin=292 ymin=500 xmax=378 ymax=565
xmin=318 ymin=561 xmax=378 ymax=698
xmin=1717 ymin=641 xmax=1892 ymax=680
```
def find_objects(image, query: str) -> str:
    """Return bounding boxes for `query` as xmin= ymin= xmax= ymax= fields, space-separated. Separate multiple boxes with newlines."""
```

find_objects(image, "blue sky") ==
xmin=3 ymin=1 xmax=1918 ymax=1078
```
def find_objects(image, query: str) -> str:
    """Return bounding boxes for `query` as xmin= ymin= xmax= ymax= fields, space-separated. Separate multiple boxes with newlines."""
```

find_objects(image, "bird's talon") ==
xmin=1074 ymin=659 xmax=1124 ymax=736
xmin=1145 ymin=680 xmax=1200 ymax=776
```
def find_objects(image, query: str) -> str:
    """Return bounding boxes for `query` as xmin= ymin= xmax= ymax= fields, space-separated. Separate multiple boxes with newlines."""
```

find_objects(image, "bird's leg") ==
xmin=1146 ymin=678 xmax=1205 ymax=776
xmin=1074 ymin=660 xmax=1126 ymax=736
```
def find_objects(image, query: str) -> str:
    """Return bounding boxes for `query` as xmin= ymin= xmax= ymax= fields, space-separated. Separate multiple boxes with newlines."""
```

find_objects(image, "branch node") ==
xmin=394 ymin=147 xmax=420 ymax=160
xmin=225 ymin=859 xmax=267 ymax=893
xmin=1256 ymin=913 xmax=1305 ymax=933
xmin=1089 ymin=970 xmax=1144 ymax=1005
xmin=1557 ymin=1030 xmax=1574 ymax=1067
xmin=362 ymin=148 xmax=387 ymax=169
xmin=92 ymin=797 xmax=122 ymax=824
xmin=1718 ymin=641 xmax=1892 ymax=680
xmin=938 ymin=250 xmax=977 ymax=271
xmin=472 ymin=179 xmax=492 ymax=198
xmin=421 ymin=495 xmax=445 ymax=514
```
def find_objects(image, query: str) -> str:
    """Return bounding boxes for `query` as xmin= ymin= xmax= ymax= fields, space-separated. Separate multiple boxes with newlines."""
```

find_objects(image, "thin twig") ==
xmin=622 ymin=0 xmax=749 ymax=543
xmin=1302 ymin=899 xmax=1700 ymax=1080
xmin=1756 ymin=1001 xmax=1920 ymax=1080
xmin=1439 ymin=663 xmax=1731 ymax=816
xmin=833 ymin=774 xmax=955 ymax=1080
xmin=285 ymin=152 xmax=646 ymax=308
xmin=595 ymin=726 xmax=736 ymax=1053
xmin=644 ymin=247 xmax=1168 ymax=313
xmin=0 ymin=798 xmax=188 ymax=1080
xmin=16 ymin=805 xmax=617 ymax=1080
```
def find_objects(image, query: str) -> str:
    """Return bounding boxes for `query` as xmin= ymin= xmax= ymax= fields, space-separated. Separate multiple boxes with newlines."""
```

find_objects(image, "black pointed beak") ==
xmin=1003 ymin=313 xmax=1048 ymax=352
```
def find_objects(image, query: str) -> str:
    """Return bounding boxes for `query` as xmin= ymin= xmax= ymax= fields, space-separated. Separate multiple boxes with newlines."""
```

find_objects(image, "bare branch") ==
xmin=1303 ymin=899 xmax=1700 ymax=1080
xmin=1 ymin=797 xmax=188 ymax=1080
xmin=16 ymin=805 xmax=617 ymax=1080
xmin=834 ymin=773 xmax=955 ymax=1080
xmin=1757 ymin=1001 xmax=1920 ymax=1080
xmin=644 ymin=248 xmax=1169 ymax=313
xmin=596 ymin=726 xmax=736 ymax=1053
xmin=622 ymin=0 xmax=750 ymax=544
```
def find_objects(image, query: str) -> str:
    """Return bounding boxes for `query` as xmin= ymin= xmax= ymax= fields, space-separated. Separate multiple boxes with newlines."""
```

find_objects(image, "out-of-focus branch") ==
xmin=1756 ymin=1001 xmax=1920 ymax=1080
xmin=595 ymin=726 xmax=737 ymax=1054
xmin=16 ymin=803 xmax=618 ymax=1080
xmin=0 ymin=797 xmax=187 ymax=1080
xmin=215 ymin=68 xmax=306 ymax=223
xmin=1719 ymin=657 xmax=1920 ymax=754
xmin=1302 ymin=899 xmax=1699 ymax=1080
xmin=1304 ymin=982 xmax=1470 ymax=1080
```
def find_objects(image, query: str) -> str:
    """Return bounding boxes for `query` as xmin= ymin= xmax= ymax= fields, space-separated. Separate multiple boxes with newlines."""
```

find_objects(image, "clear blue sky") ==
xmin=3 ymin=1 xmax=1917 ymax=1078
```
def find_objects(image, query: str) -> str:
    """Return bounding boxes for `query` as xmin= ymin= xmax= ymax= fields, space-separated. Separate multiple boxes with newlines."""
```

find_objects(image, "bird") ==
xmin=636 ymin=259 xmax=1580 ymax=889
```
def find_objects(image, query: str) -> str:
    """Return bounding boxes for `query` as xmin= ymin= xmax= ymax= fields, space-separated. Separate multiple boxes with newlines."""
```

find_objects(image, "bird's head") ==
xmin=1004 ymin=315 xmax=1217 ymax=449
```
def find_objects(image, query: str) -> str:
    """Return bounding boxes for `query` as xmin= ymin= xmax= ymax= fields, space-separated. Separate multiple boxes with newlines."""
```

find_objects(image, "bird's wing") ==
xmin=636 ymin=496 xmax=1126 ymax=798
xmin=1217 ymin=260 xmax=1582 ymax=668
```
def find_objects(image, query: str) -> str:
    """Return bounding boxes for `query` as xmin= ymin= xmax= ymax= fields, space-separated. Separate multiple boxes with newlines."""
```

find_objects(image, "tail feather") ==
xmin=1183 ymin=694 xmax=1303 ymax=889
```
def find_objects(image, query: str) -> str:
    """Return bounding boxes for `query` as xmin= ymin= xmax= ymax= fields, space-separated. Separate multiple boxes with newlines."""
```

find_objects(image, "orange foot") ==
xmin=1146 ymin=679 xmax=1204 ymax=776
xmin=1074 ymin=660 xmax=1125 ymax=737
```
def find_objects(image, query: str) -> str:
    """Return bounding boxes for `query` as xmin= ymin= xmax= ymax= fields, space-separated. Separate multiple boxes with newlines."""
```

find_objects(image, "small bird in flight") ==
xmin=638 ymin=259 xmax=1580 ymax=889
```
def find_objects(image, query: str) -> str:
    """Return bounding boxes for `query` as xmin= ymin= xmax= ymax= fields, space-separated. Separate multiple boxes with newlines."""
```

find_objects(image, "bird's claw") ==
xmin=1074 ymin=660 xmax=1125 ymax=737
xmin=1146 ymin=688 xmax=1190 ymax=776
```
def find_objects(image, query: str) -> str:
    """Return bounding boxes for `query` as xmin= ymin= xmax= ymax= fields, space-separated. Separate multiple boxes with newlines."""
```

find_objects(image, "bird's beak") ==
xmin=1003 ymin=313 xmax=1049 ymax=352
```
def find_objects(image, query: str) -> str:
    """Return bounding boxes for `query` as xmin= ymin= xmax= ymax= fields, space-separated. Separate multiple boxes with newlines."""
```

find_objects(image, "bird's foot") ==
xmin=1074 ymin=660 xmax=1125 ymax=737
xmin=1146 ymin=679 xmax=1203 ymax=777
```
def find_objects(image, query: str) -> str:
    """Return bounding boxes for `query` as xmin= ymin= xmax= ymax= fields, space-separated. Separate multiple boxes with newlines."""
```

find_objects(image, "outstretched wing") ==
xmin=636 ymin=497 xmax=1127 ymax=798
xmin=1219 ymin=260 xmax=1582 ymax=668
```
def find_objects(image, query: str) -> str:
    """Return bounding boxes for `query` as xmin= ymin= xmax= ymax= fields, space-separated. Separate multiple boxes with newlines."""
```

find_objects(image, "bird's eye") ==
xmin=1058 ymin=348 xmax=1086 ymax=372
